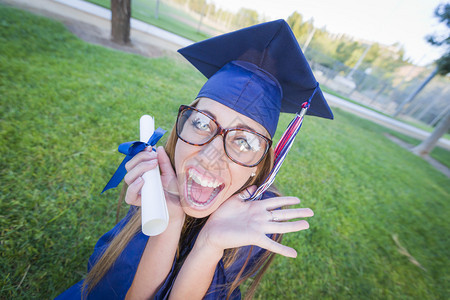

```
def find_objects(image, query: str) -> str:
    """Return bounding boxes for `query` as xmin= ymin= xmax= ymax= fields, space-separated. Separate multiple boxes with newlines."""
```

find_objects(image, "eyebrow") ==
xmin=202 ymin=109 xmax=217 ymax=120
xmin=201 ymin=109 xmax=260 ymax=133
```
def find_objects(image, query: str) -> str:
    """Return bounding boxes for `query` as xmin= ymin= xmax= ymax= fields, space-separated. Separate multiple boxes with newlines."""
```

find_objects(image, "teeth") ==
xmin=188 ymin=169 xmax=221 ymax=188
xmin=186 ymin=177 xmax=221 ymax=207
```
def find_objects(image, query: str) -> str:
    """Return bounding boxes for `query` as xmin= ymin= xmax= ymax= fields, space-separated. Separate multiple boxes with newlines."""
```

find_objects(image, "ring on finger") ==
xmin=270 ymin=210 xmax=279 ymax=222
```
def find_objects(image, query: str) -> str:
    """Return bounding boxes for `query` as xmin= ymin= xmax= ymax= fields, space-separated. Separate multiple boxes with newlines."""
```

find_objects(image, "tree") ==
xmin=335 ymin=41 xmax=359 ymax=64
xmin=189 ymin=0 xmax=207 ymax=14
xmin=426 ymin=3 xmax=450 ymax=76
xmin=393 ymin=3 xmax=450 ymax=117
xmin=286 ymin=11 xmax=313 ymax=44
xmin=111 ymin=0 xmax=131 ymax=45
xmin=412 ymin=111 xmax=450 ymax=156
xmin=232 ymin=8 xmax=259 ymax=29
xmin=155 ymin=0 xmax=160 ymax=19
xmin=408 ymin=3 xmax=450 ymax=155
xmin=287 ymin=11 xmax=303 ymax=36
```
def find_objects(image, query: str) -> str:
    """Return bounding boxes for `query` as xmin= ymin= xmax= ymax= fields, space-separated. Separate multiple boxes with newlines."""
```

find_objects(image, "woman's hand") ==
xmin=198 ymin=186 xmax=313 ymax=258
xmin=123 ymin=146 xmax=185 ymax=225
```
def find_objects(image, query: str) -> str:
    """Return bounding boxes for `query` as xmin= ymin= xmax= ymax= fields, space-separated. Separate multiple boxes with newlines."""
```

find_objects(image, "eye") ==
xmin=229 ymin=131 xmax=262 ymax=153
xmin=191 ymin=114 xmax=211 ymax=132
xmin=235 ymin=138 xmax=252 ymax=152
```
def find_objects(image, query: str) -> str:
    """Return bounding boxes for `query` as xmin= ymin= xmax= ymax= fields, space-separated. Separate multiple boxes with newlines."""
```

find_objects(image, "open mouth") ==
xmin=185 ymin=168 xmax=224 ymax=208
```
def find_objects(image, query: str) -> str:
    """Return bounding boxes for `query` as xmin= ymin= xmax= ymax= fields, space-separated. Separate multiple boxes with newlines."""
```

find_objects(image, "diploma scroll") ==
xmin=140 ymin=115 xmax=169 ymax=236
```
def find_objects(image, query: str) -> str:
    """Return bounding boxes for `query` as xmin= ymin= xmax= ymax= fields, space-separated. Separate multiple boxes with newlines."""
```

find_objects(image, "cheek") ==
xmin=174 ymin=140 xmax=183 ymax=175
xmin=174 ymin=140 xmax=193 ymax=174
xmin=225 ymin=164 xmax=253 ymax=193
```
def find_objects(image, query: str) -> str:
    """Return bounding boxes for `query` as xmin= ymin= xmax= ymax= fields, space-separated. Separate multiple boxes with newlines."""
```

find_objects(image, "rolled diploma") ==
xmin=140 ymin=115 xmax=169 ymax=236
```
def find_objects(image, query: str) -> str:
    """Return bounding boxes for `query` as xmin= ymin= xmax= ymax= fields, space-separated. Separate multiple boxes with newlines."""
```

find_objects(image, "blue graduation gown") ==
xmin=56 ymin=193 xmax=274 ymax=300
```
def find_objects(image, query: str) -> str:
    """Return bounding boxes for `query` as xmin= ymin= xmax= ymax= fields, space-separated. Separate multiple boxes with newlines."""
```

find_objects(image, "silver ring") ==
xmin=270 ymin=210 xmax=279 ymax=222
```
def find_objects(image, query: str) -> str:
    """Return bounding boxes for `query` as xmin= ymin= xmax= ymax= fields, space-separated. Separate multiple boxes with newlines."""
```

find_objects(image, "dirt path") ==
xmin=0 ymin=0 xmax=179 ymax=58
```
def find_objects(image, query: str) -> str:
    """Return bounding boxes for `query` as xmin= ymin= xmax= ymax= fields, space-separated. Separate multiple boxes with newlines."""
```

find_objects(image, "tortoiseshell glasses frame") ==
xmin=175 ymin=105 xmax=272 ymax=167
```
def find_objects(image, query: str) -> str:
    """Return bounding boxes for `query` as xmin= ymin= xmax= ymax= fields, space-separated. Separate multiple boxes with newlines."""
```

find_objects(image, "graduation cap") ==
xmin=178 ymin=19 xmax=333 ymax=200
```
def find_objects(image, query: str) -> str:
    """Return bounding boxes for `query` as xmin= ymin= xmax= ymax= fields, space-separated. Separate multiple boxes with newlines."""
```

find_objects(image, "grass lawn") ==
xmin=87 ymin=0 xmax=212 ymax=42
xmin=322 ymin=86 xmax=450 ymax=140
xmin=1 ymin=5 xmax=449 ymax=299
xmin=388 ymin=132 xmax=450 ymax=168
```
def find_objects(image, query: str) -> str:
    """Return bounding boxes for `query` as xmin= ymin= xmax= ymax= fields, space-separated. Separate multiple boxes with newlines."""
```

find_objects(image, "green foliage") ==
xmin=232 ymin=8 xmax=260 ymax=29
xmin=286 ymin=11 xmax=303 ymax=34
xmin=335 ymin=41 xmax=360 ymax=64
xmin=1 ymin=6 xmax=449 ymax=299
xmin=285 ymin=10 xmax=409 ymax=91
xmin=286 ymin=11 xmax=313 ymax=45
xmin=187 ymin=0 xmax=207 ymax=14
xmin=426 ymin=3 xmax=450 ymax=75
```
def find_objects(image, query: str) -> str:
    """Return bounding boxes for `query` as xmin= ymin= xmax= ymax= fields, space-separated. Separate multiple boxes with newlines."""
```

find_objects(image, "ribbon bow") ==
xmin=102 ymin=127 xmax=166 ymax=193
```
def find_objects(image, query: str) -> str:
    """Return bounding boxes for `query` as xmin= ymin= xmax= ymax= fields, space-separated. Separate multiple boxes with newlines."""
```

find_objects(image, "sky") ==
xmin=211 ymin=0 xmax=448 ymax=66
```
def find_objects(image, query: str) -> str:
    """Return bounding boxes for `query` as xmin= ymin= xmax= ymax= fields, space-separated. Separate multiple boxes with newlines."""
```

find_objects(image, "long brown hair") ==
xmin=83 ymin=100 xmax=283 ymax=299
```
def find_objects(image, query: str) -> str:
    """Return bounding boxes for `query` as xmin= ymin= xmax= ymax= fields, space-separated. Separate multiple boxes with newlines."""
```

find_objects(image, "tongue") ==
xmin=191 ymin=180 xmax=215 ymax=203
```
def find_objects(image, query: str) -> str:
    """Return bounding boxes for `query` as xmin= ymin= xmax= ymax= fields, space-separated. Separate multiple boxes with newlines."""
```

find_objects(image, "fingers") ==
xmin=125 ymin=148 xmax=157 ymax=172
xmin=125 ymin=176 xmax=145 ymax=206
xmin=256 ymin=219 xmax=309 ymax=258
xmin=124 ymin=148 xmax=158 ymax=185
xmin=124 ymin=158 xmax=158 ymax=186
xmin=268 ymin=208 xmax=314 ymax=222
xmin=123 ymin=147 xmax=165 ymax=206
xmin=257 ymin=236 xmax=298 ymax=258
xmin=263 ymin=220 xmax=309 ymax=234
xmin=156 ymin=146 xmax=176 ymax=178
xmin=262 ymin=196 xmax=301 ymax=210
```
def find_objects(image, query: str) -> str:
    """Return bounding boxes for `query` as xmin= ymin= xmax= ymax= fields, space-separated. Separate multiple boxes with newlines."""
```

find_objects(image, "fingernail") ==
xmin=303 ymin=220 xmax=310 ymax=229
xmin=287 ymin=249 xmax=298 ymax=258
xmin=135 ymin=177 xmax=143 ymax=183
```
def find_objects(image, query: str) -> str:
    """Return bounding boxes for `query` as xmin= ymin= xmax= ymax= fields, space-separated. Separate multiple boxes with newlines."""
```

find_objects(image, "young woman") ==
xmin=57 ymin=19 xmax=333 ymax=300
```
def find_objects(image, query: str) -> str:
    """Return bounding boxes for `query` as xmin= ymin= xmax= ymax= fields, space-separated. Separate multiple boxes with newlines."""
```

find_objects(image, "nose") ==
xmin=198 ymin=135 xmax=228 ymax=170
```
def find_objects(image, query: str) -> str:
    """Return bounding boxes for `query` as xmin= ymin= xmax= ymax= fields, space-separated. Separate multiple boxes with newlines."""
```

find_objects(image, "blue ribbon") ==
xmin=102 ymin=127 xmax=166 ymax=193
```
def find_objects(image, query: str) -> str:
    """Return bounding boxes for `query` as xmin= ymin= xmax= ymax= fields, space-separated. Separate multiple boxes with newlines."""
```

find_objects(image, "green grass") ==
xmin=398 ymin=118 xmax=450 ymax=140
xmin=87 ymin=0 xmax=211 ymax=42
xmin=1 ymin=6 xmax=449 ymax=299
xmin=321 ymin=86 xmax=450 ymax=140
xmin=387 ymin=131 xmax=450 ymax=168
xmin=321 ymin=85 xmax=391 ymax=118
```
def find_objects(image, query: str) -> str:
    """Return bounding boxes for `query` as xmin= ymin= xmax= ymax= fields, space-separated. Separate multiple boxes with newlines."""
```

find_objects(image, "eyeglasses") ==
xmin=176 ymin=105 xmax=272 ymax=167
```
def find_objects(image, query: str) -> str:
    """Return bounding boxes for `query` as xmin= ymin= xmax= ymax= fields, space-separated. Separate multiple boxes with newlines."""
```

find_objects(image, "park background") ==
xmin=0 ymin=0 xmax=449 ymax=298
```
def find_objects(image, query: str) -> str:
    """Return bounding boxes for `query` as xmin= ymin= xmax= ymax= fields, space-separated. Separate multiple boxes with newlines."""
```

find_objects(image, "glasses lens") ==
xmin=177 ymin=108 xmax=218 ymax=145
xmin=225 ymin=129 xmax=268 ymax=166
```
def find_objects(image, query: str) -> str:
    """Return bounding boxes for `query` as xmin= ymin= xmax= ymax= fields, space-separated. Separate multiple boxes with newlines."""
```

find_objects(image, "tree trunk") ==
xmin=111 ymin=0 xmax=131 ymax=45
xmin=412 ymin=110 xmax=450 ymax=156
xmin=155 ymin=0 xmax=160 ymax=19
xmin=392 ymin=67 xmax=438 ymax=117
